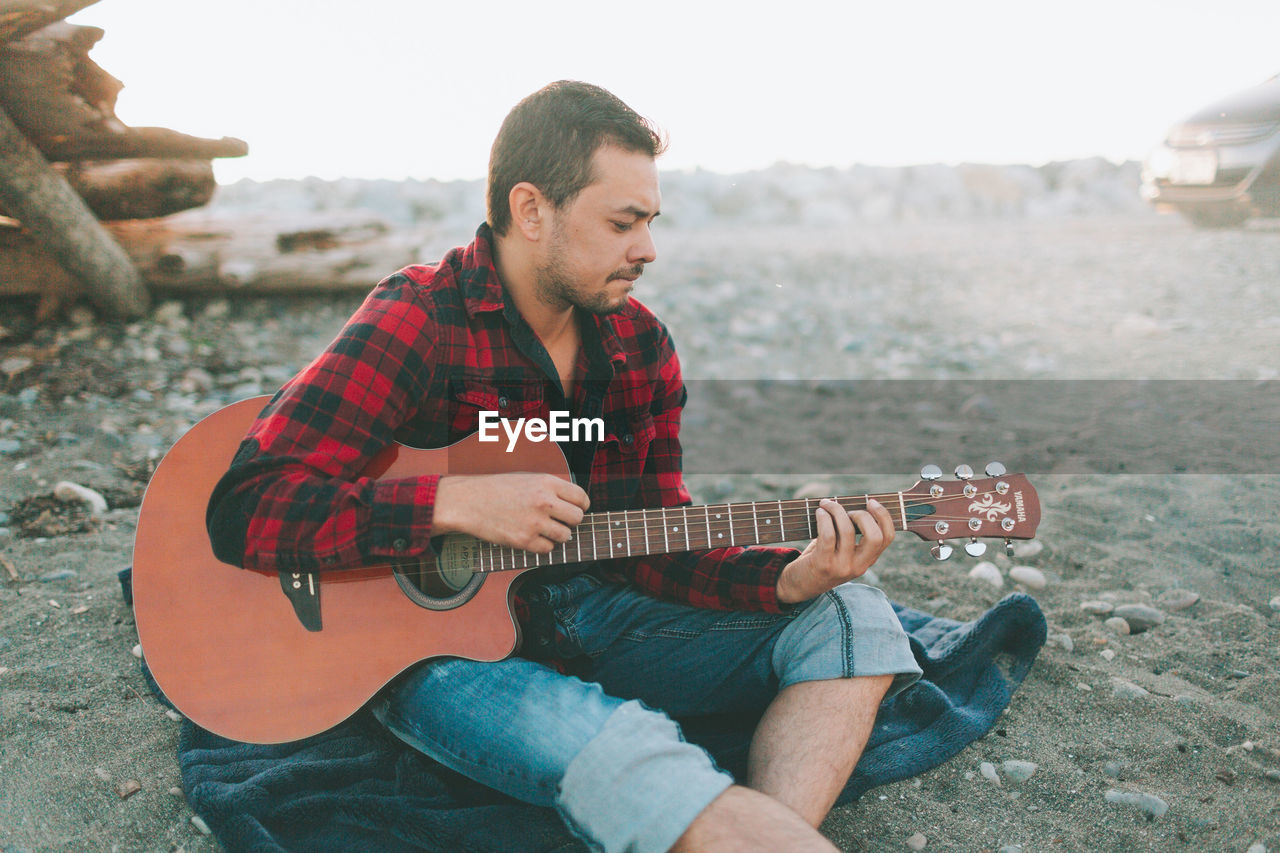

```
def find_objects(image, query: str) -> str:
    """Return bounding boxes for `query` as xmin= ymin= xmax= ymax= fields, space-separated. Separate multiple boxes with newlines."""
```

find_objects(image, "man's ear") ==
xmin=508 ymin=182 xmax=549 ymax=241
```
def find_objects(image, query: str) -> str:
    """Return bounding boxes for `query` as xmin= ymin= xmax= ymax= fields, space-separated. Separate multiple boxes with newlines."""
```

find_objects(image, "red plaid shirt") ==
xmin=207 ymin=224 xmax=797 ymax=618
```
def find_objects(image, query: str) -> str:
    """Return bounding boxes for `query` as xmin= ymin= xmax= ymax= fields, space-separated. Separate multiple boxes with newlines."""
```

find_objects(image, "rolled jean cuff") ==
xmin=773 ymin=582 xmax=923 ymax=699
xmin=557 ymin=699 xmax=733 ymax=853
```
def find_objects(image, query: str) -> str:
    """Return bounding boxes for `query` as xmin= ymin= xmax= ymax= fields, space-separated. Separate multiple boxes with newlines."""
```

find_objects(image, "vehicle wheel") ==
xmin=1181 ymin=204 xmax=1250 ymax=229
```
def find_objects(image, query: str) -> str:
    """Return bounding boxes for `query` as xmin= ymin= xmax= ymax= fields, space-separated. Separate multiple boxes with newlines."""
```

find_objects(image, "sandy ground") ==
xmin=1 ymin=212 xmax=1278 ymax=852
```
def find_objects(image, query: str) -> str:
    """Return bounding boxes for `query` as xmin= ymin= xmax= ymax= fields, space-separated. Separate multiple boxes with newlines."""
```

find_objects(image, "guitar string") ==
xmin=299 ymin=489 xmax=1027 ymax=582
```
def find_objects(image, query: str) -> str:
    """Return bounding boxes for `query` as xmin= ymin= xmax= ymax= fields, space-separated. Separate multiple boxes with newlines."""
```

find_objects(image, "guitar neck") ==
xmin=471 ymin=494 xmax=905 ymax=574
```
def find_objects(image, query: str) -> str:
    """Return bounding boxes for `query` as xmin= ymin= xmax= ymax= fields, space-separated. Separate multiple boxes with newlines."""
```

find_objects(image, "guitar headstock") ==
xmin=900 ymin=463 xmax=1040 ymax=559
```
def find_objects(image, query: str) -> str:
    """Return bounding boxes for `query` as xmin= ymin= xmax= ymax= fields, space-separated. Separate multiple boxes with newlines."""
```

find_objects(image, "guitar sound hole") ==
xmin=391 ymin=535 xmax=485 ymax=611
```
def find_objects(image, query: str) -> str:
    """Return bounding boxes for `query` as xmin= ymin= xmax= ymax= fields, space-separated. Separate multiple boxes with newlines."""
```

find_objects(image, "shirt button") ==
xmin=392 ymin=538 xmax=409 ymax=552
xmin=498 ymin=396 xmax=510 ymax=409
xmin=623 ymin=433 xmax=634 ymax=445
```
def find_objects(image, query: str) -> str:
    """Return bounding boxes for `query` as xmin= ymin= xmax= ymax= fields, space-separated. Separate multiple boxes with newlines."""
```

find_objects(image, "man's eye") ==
xmin=612 ymin=221 xmax=632 ymax=232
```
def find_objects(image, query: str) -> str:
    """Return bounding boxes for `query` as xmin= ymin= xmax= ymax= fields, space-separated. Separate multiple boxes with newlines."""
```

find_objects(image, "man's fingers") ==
xmin=823 ymin=499 xmax=855 ymax=544
xmin=555 ymin=478 xmax=591 ymax=510
xmin=814 ymin=500 xmax=837 ymax=550
xmin=849 ymin=509 xmax=882 ymax=552
xmin=550 ymin=500 xmax=585 ymax=529
xmin=543 ymin=520 xmax=574 ymax=544
xmin=868 ymin=498 xmax=897 ymax=543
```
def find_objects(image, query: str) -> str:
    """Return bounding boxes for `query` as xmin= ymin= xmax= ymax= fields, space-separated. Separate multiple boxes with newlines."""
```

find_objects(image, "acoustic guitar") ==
xmin=132 ymin=396 xmax=1041 ymax=744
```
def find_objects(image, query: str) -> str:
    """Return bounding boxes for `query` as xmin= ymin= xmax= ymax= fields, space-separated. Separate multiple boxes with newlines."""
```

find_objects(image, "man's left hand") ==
xmin=775 ymin=498 xmax=896 ymax=605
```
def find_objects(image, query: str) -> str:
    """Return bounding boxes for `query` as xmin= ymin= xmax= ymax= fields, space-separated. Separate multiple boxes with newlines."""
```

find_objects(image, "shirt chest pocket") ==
xmin=448 ymin=374 xmax=546 ymax=436
xmin=600 ymin=410 xmax=656 ymax=458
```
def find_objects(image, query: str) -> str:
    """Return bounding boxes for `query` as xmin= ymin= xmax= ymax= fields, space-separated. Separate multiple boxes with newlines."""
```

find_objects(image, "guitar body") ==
xmin=132 ymin=396 xmax=572 ymax=744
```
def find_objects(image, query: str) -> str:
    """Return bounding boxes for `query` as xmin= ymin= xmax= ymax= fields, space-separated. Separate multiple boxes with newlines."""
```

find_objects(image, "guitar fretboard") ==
xmin=470 ymin=495 xmax=907 ymax=573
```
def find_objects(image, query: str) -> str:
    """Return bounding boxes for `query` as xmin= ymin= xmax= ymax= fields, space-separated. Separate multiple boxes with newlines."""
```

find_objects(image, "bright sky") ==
xmin=70 ymin=0 xmax=1280 ymax=184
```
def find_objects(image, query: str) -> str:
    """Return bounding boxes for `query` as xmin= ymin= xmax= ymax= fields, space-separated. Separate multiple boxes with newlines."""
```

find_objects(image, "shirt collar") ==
xmin=464 ymin=223 xmax=627 ymax=369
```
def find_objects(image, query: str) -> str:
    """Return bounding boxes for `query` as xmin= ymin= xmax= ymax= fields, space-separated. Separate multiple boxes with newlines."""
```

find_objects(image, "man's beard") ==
xmin=535 ymin=229 xmax=641 ymax=316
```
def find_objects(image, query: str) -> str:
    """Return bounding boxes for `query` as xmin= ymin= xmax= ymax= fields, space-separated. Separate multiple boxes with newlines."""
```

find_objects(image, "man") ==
xmin=207 ymin=81 xmax=922 ymax=853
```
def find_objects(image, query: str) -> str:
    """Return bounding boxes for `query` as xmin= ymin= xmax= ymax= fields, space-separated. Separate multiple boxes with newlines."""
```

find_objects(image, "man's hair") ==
xmin=487 ymin=81 xmax=667 ymax=236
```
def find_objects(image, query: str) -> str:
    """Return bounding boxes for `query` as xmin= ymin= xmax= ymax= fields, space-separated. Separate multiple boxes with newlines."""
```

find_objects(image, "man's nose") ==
xmin=629 ymin=226 xmax=657 ymax=265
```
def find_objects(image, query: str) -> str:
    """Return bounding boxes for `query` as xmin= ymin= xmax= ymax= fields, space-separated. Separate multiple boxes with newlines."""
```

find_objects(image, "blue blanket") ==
xmin=121 ymin=571 xmax=1044 ymax=852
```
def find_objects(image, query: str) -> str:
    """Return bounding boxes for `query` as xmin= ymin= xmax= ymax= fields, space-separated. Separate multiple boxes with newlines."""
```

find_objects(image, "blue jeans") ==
xmin=373 ymin=574 xmax=921 ymax=853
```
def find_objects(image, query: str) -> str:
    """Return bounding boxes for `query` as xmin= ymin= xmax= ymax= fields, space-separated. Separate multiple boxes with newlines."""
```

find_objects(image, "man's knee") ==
xmin=771 ymin=582 xmax=922 ymax=696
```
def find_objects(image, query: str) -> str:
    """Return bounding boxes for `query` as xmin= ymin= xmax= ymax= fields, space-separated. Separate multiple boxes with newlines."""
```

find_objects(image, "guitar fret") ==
xmin=704 ymin=506 xmax=712 ymax=547
xmin=777 ymin=500 xmax=785 ymax=539
xmin=662 ymin=507 xmax=671 ymax=553
xmin=682 ymin=505 xmax=691 ymax=549
xmin=751 ymin=502 xmax=759 ymax=543
xmin=623 ymin=511 xmax=632 ymax=557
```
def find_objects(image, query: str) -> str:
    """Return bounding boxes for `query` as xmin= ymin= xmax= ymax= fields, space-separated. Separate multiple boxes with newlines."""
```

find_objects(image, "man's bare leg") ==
xmin=747 ymin=674 xmax=894 ymax=826
xmin=670 ymin=786 xmax=837 ymax=853
xmin=670 ymin=675 xmax=892 ymax=851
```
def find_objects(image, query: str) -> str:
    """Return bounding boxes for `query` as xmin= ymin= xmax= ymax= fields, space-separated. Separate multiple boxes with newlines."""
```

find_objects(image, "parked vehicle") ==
xmin=1141 ymin=74 xmax=1280 ymax=227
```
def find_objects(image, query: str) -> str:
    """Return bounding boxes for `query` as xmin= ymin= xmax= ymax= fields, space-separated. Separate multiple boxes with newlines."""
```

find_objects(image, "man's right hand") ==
xmin=432 ymin=473 xmax=590 ymax=553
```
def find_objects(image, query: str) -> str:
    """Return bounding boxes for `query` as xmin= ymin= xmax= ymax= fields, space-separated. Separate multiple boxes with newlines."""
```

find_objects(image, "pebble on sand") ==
xmin=1002 ymin=760 xmax=1038 ymax=783
xmin=906 ymin=831 xmax=927 ymax=850
xmin=1048 ymin=632 xmax=1074 ymax=652
xmin=116 ymin=779 xmax=141 ymax=799
xmin=1008 ymin=566 xmax=1046 ymax=590
xmin=1111 ymin=678 xmax=1151 ymax=700
xmin=52 ymin=481 xmax=109 ymax=517
xmin=1270 ymin=595 xmax=1280 ymax=612
xmin=1080 ymin=600 xmax=1114 ymax=616
xmin=1104 ymin=616 xmax=1130 ymax=635
xmin=969 ymin=562 xmax=1004 ymax=588
xmin=980 ymin=762 xmax=1002 ymax=785
xmin=1012 ymin=540 xmax=1043 ymax=559
xmin=1104 ymin=789 xmax=1168 ymax=818
xmin=191 ymin=815 xmax=212 ymax=835
xmin=1155 ymin=589 xmax=1200 ymax=612
xmin=1113 ymin=604 xmax=1166 ymax=633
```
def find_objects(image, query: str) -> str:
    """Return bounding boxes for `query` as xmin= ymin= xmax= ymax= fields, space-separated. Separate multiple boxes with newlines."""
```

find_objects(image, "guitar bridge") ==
xmin=278 ymin=570 xmax=322 ymax=632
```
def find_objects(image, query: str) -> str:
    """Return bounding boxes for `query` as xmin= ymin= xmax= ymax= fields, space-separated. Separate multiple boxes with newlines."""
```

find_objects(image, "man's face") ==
xmin=535 ymin=145 xmax=661 ymax=315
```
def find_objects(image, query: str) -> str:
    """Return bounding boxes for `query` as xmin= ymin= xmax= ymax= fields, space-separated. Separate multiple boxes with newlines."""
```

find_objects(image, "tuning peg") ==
xmin=920 ymin=464 xmax=943 ymax=481
xmin=964 ymin=537 xmax=987 ymax=557
xmin=985 ymin=461 xmax=1007 ymax=477
xmin=931 ymin=541 xmax=954 ymax=561
xmin=1004 ymin=539 xmax=1015 ymax=557
xmin=954 ymin=464 xmax=974 ymax=480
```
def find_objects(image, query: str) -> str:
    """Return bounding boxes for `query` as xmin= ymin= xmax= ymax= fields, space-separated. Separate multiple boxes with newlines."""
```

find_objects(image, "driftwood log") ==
xmin=0 ymin=213 xmax=420 ymax=317
xmin=0 ymin=21 xmax=247 ymax=162
xmin=0 ymin=8 xmax=247 ymax=319
xmin=0 ymin=0 xmax=99 ymax=45
xmin=0 ymin=103 xmax=150 ymax=317
xmin=58 ymin=159 xmax=217 ymax=220
xmin=0 ymin=159 xmax=217 ymax=222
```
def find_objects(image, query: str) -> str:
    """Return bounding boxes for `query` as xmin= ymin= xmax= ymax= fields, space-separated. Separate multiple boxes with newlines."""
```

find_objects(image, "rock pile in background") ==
xmin=208 ymin=157 xmax=1146 ymax=231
